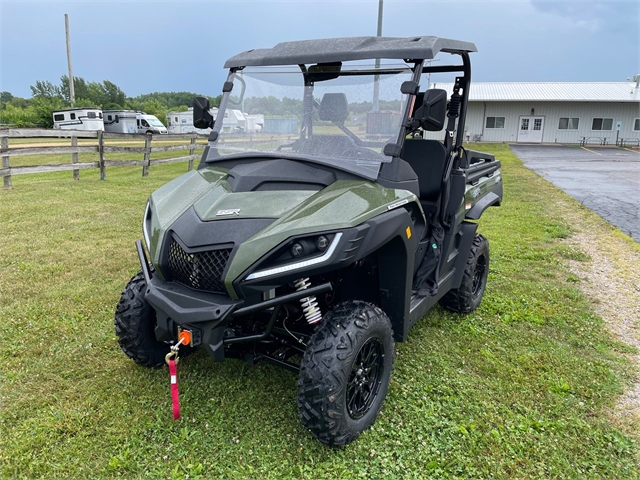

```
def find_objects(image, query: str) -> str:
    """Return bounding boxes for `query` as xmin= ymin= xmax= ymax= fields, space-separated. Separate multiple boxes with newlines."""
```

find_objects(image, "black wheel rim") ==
xmin=346 ymin=337 xmax=384 ymax=419
xmin=472 ymin=254 xmax=487 ymax=297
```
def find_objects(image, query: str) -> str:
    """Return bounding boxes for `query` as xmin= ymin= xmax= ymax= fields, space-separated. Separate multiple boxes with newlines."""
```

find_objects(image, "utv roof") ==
xmin=224 ymin=36 xmax=477 ymax=68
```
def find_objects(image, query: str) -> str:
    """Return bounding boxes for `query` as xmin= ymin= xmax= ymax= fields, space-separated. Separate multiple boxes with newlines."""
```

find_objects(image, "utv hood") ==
xmin=146 ymin=164 xmax=417 ymax=297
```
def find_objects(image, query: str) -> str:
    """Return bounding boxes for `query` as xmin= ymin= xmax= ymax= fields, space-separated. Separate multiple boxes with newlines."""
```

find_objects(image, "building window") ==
xmin=533 ymin=118 xmax=542 ymax=131
xmin=520 ymin=118 xmax=529 ymax=130
xmin=87 ymin=112 xmax=97 ymax=119
xmin=558 ymin=117 xmax=579 ymax=130
xmin=634 ymin=118 xmax=640 ymax=131
xmin=485 ymin=116 xmax=505 ymax=129
xmin=592 ymin=118 xmax=613 ymax=131
xmin=54 ymin=114 xmax=64 ymax=121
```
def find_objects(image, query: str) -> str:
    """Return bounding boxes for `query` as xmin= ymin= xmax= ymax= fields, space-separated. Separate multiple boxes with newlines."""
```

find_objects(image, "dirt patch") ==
xmin=554 ymin=197 xmax=640 ymax=429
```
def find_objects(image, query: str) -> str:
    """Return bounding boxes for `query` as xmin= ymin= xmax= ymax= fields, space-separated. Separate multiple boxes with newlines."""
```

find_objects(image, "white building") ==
xmin=426 ymin=81 xmax=640 ymax=146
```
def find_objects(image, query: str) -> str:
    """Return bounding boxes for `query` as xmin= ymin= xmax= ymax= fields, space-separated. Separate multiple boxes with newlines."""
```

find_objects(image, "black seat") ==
xmin=400 ymin=139 xmax=447 ymax=219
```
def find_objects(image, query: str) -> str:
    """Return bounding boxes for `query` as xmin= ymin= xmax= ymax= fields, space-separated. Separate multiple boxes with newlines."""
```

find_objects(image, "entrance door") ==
xmin=517 ymin=116 xmax=545 ymax=143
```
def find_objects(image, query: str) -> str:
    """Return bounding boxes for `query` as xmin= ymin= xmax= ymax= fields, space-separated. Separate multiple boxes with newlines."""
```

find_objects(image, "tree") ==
xmin=0 ymin=91 xmax=13 ymax=109
xmin=29 ymin=96 xmax=66 ymax=128
xmin=102 ymin=80 xmax=126 ymax=108
xmin=8 ymin=96 xmax=30 ymax=109
xmin=60 ymin=75 xmax=89 ymax=105
xmin=0 ymin=103 xmax=39 ymax=126
xmin=30 ymin=80 xmax=63 ymax=100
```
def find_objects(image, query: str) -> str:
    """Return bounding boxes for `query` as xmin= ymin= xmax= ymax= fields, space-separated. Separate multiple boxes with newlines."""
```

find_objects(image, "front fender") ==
xmin=224 ymin=180 xmax=418 ymax=298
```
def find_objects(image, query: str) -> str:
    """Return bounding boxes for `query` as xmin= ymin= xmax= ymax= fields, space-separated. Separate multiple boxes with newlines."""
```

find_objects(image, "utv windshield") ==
xmin=206 ymin=62 xmax=414 ymax=178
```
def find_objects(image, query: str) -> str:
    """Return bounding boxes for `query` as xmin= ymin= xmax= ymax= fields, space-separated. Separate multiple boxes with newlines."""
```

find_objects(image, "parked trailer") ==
xmin=263 ymin=117 xmax=298 ymax=134
xmin=366 ymin=111 xmax=401 ymax=135
xmin=52 ymin=108 xmax=104 ymax=131
xmin=168 ymin=108 xmax=263 ymax=134
xmin=167 ymin=107 xmax=218 ymax=134
xmin=103 ymin=110 xmax=137 ymax=134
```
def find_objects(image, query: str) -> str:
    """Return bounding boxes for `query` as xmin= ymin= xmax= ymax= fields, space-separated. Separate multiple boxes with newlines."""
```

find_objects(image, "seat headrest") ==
xmin=319 ymin=93 xmax=349 ymax=124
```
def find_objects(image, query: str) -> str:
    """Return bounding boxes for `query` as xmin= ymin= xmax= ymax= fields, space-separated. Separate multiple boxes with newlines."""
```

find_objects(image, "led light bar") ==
xmin=246 ymin=233 xmax=343 ymax=281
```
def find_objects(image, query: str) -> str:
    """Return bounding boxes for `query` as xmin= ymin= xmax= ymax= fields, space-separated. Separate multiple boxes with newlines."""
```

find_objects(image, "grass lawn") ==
xmin=0 ymin=144 xmax=638 ymax=479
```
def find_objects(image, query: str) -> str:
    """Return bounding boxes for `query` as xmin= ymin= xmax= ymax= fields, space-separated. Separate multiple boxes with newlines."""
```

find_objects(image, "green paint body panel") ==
xmin=224 ymin=180 xmax=417 ymax=298
xmin=145 ymin=166 xmax=418 ymax=299
xmin=193 ymin=189 xmax=317 ymax=221
xmin=464 ymin=171 xmax=502 ymax=212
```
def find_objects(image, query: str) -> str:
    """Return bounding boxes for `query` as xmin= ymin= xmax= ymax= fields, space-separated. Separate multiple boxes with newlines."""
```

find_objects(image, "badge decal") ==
xmin=216 ymin=209 xmax=241 ymax=216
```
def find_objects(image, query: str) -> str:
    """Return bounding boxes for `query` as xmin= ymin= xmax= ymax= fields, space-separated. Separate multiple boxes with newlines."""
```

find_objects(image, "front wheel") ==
xmin=439 ymin=233 xmax=490 ymax=313
xmin=297 ymin=301 xmax=394 ymax=446
xmin=115 ymin=271 xmax=172 ymax=367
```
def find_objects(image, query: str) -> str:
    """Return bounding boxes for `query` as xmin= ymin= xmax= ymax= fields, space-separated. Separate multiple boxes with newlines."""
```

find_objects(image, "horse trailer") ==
xmin=52 ymin=108 xmax=104 ymax=131
xmin=103 ymin=110 xmax=138 ymax=134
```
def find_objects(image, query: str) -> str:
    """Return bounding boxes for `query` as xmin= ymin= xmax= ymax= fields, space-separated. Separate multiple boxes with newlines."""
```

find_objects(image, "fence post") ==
xmin=188 ymin=134 xmax=197 ymax=171
xmin=142 ymin=134 xmax=152 ymax=176
xmin=1 ymin=136 xmax=10 ymax=189
xmin=98 ymin=130 xmax=105 ymax=180
xmin=71 ymin=136 xmax=79 ymax=180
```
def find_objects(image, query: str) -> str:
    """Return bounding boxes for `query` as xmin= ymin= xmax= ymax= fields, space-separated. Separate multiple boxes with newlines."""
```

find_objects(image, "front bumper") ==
xmin=135 ymin=240 xmax=331 ymax=361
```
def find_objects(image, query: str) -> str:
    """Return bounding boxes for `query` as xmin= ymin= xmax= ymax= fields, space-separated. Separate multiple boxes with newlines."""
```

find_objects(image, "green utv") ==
xmin=115 ymin=36 xmax=502 ymax=446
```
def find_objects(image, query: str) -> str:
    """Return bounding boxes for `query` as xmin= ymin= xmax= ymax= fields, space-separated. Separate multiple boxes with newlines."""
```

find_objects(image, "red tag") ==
xmin=168 ymin=359 xmax=180 ymax=420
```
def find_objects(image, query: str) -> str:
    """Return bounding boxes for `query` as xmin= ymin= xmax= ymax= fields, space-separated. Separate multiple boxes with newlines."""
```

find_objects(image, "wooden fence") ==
xmin=0 ymin=128 xmax=209 ymax=189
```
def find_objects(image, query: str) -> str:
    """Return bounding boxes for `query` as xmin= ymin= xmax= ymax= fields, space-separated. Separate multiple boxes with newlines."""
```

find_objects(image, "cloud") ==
xmin=530 ymin=0 xmax=639 ymax=33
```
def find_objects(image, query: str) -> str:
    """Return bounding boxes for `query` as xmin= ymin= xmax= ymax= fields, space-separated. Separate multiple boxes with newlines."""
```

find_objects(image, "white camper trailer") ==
xmin=166 ymin=107 xmax=264 ymax=134
xmin=167 ymin=107 xmax=218 ymax=134
xmin=136 ymin=112 xmax=168 ymax=134
xmin=103 ymin=110 xmax=137 ymax=134
xmin=52 ymin=108 xmax=104 ymax=131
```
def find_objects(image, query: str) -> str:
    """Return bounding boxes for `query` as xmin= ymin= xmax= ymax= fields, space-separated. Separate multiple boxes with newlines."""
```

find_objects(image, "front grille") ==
xmin=167 ymin=239 xmax=231 ymax=293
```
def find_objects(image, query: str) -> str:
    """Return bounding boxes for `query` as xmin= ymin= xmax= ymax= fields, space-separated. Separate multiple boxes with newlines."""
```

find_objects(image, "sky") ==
xmin=1 ymin=0 xmax=638 ymax=99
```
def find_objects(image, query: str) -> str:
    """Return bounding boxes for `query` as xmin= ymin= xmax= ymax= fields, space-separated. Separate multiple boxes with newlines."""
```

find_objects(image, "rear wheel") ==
xmin=297 ymin=301 xmax=394 ymax=446
xmin=439 ymin=233 xmax=489 ymax=313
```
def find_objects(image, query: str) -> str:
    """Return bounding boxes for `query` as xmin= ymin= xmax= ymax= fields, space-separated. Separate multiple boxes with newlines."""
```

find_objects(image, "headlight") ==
xmin=246 ymin=232 xmax=342 ymax=280
xmin=142 ymin=200 xmax=152 ymax=249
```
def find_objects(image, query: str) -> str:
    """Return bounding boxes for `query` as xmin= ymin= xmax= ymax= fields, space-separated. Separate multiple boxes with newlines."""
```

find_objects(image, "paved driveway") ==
xmin=510 ymin=145 xmax=640 ymax=242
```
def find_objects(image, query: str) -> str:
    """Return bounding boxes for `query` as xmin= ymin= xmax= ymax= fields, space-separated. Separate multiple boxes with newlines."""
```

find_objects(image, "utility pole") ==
xmin=65 ymin=14 xmax=75 ymax=106
xmin=372 ymin=0 xmax=383 ymax=112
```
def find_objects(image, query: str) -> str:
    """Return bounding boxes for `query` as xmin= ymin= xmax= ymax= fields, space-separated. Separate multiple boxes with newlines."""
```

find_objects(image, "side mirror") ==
xmin=193 ymin=96 xmax=214 ymax=129
xmin=413 ymin=89 xmax=447 ymax=131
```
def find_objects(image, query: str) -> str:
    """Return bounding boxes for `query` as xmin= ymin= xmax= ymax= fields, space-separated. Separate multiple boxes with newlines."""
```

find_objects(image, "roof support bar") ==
xmin=422 ymin=64 xmax=465 ymax=74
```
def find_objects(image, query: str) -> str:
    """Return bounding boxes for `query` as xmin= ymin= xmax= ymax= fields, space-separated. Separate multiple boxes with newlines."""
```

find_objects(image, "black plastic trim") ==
xmin=232 ymin=282 xmax=332 ymax=317
xmin=466 ymin=188 xmax=502 ymax=220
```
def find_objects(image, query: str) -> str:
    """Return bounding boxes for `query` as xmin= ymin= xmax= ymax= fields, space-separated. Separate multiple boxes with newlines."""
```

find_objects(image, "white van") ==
xmin=52 ymin=108 xmax=104 ymax=131
xmin=103 ymin=110 xmax=137 ymax=134
xmin=136 ymin=112 xmax=168 ymax=134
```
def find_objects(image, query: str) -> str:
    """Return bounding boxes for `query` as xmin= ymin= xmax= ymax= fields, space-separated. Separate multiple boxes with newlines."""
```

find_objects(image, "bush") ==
xmin=0 ymin=103 xmax=39 ymax=127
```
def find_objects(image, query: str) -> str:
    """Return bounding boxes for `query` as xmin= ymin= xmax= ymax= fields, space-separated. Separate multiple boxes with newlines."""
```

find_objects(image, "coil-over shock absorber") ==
xmin=294 ymin=278 xmax=322 ymax=325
